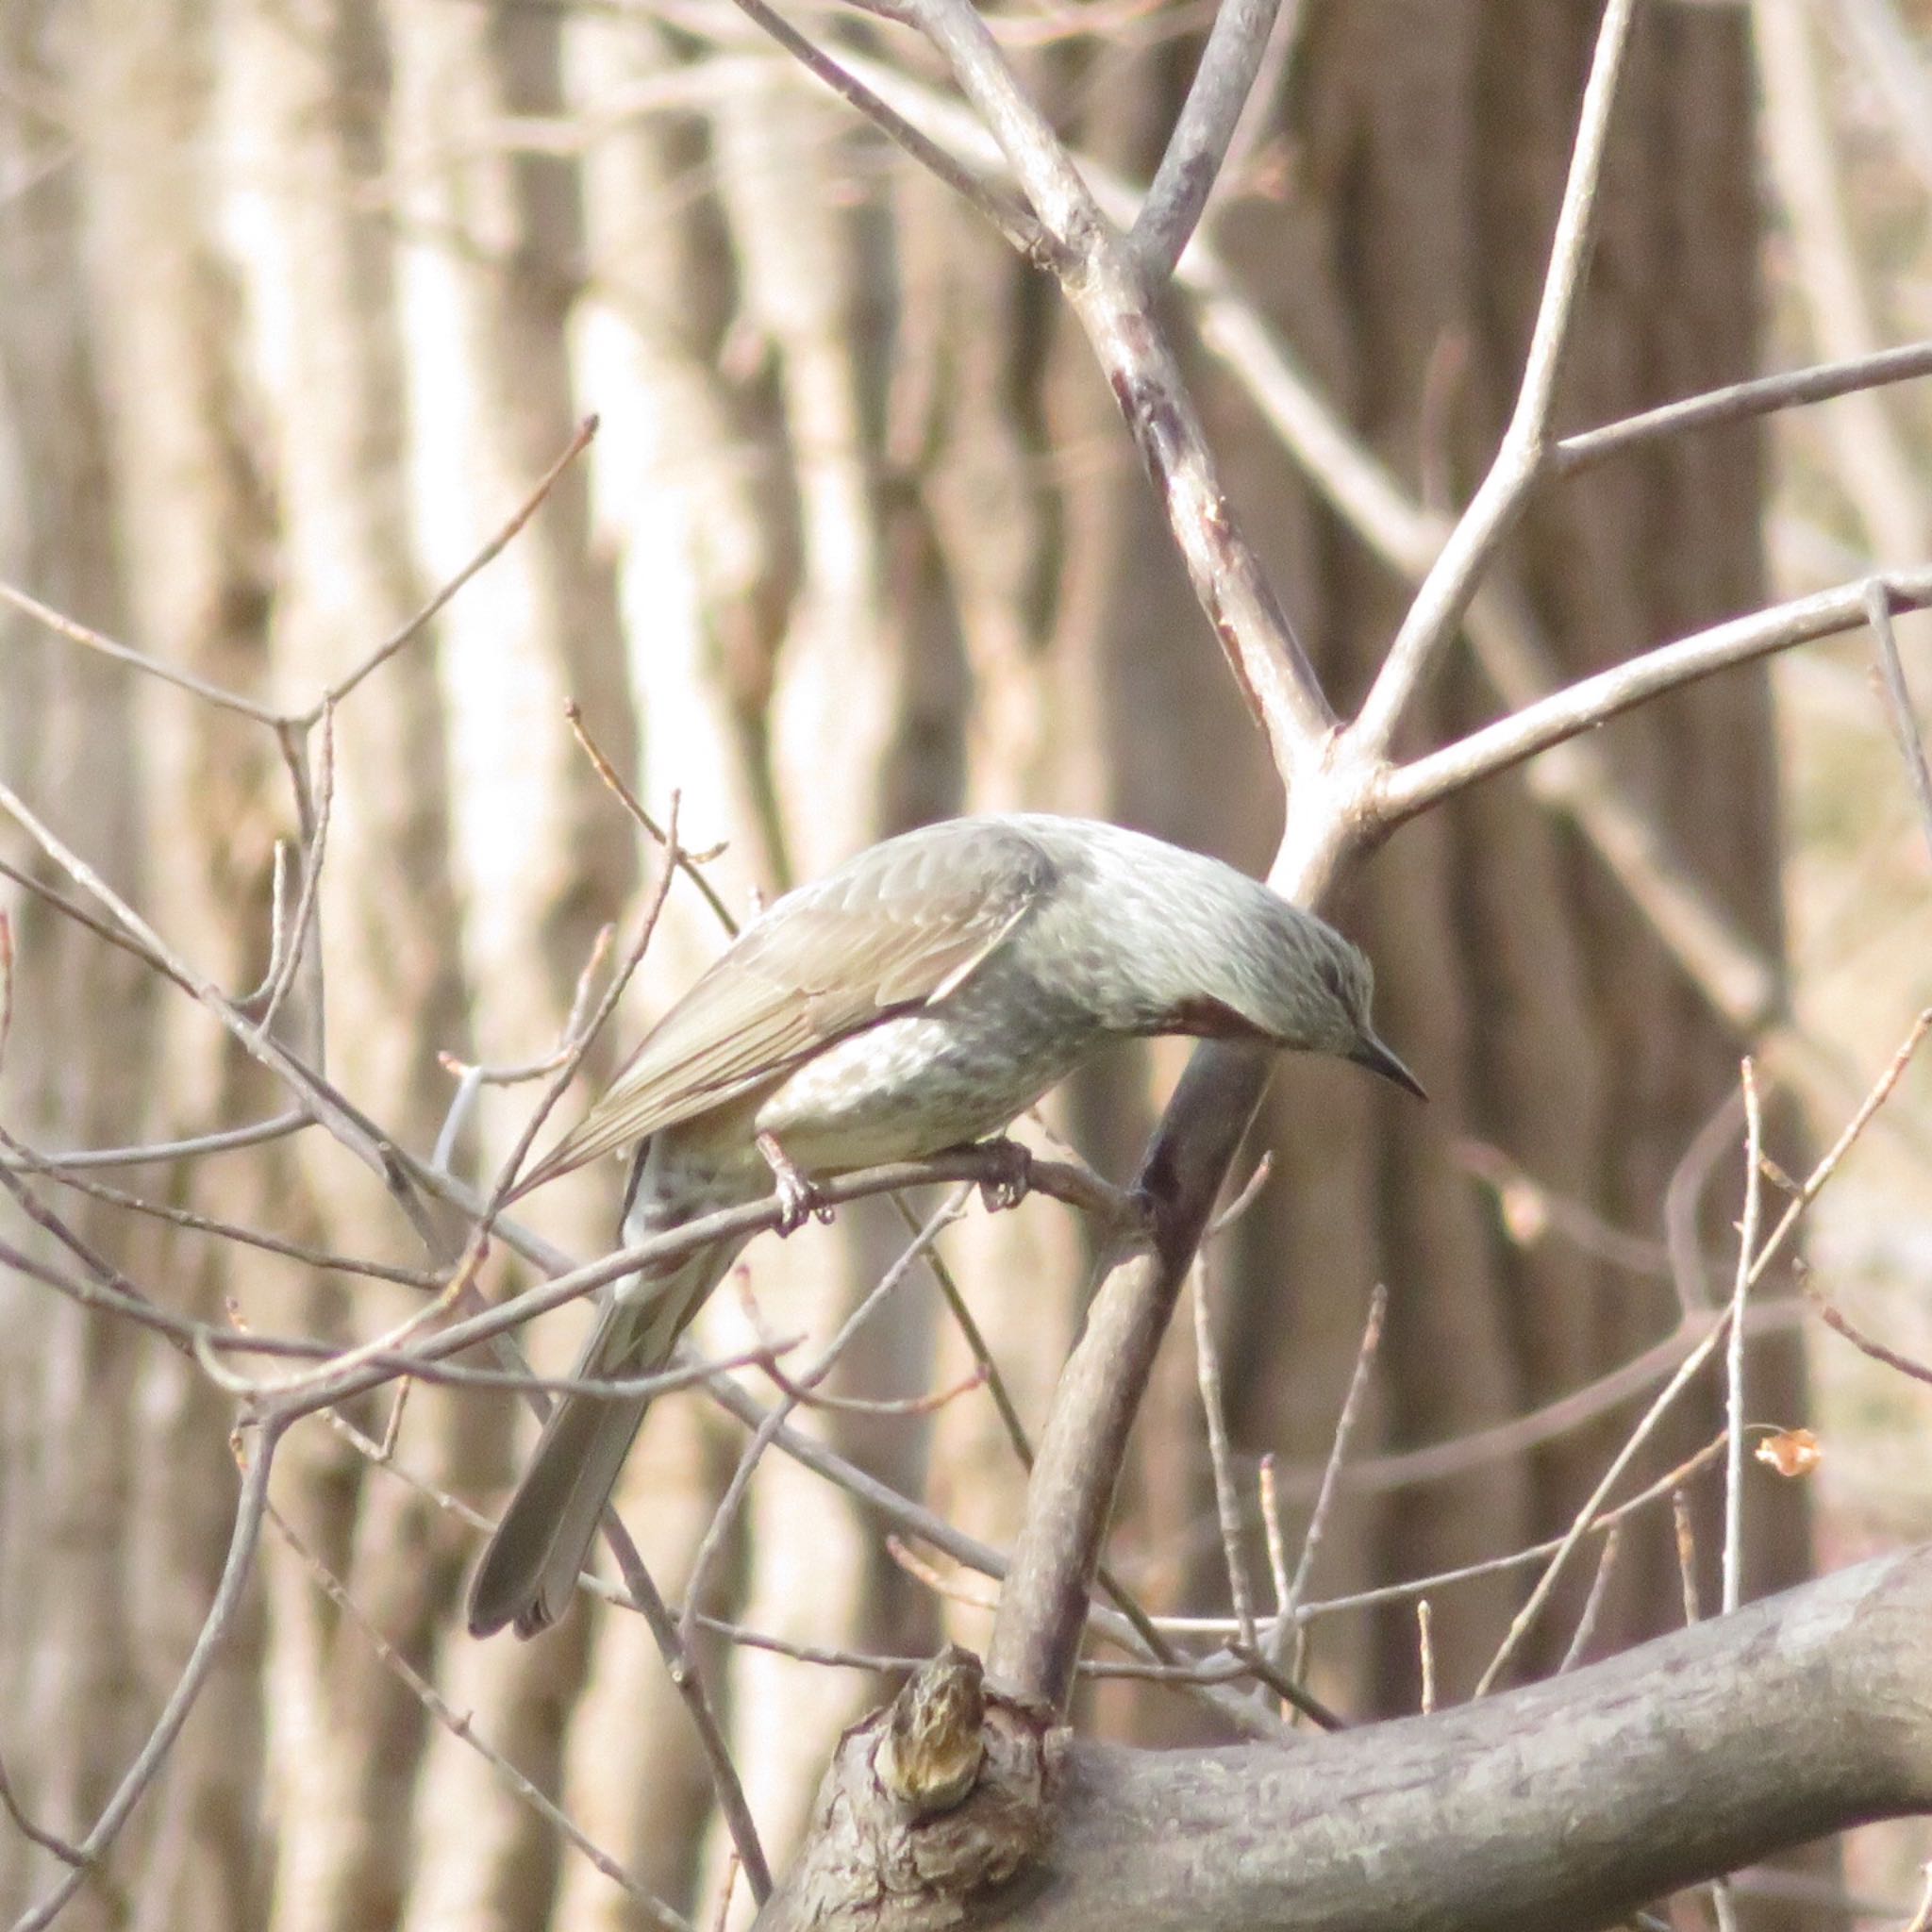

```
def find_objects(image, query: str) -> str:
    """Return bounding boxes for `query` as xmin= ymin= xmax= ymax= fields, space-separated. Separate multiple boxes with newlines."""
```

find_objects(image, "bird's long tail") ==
xmin=466 ymin=1237 xmax=741 ymax=1639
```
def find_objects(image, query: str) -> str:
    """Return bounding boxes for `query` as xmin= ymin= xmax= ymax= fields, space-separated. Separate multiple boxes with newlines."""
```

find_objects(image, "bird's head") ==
xmin=1197 ymin=890 xmax=1427 ymax=1101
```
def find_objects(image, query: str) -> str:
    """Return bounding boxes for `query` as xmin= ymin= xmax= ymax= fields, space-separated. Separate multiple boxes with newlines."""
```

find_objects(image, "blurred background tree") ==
xmin=2 ymin=0 xmax=1925 ymax=1927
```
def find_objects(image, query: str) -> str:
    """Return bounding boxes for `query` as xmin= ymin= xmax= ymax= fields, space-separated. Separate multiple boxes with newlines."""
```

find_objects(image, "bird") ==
xmin=467 ymin=812 xmax=1423 ymax=1638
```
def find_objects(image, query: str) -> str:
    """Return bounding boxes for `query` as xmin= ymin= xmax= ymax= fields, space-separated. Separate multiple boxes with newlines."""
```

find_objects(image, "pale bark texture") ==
xmin=0 ymin=1 xmax=1825 ymax=1929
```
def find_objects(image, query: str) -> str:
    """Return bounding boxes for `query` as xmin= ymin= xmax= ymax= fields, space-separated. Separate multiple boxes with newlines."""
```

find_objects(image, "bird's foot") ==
xmin=757 ymin=1131 xmax=834 ymax=1234
xmin=974 ymin=1137 xmax=1033 ymax=1213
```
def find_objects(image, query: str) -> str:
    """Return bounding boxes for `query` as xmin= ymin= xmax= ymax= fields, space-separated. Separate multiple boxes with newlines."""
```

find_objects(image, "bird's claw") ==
xmin=774 ymin=1170 xmax=835 ymax=1235
xmin=759 ymin=1132 xmax=834 ymax=1235
xmin=976 ymin=1138 xmax=1032 ymax=1213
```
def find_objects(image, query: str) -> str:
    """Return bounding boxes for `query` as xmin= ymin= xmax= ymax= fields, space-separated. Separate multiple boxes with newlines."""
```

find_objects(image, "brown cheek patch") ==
xmin=1159 ymin=994 xmax=1268 ymax=1041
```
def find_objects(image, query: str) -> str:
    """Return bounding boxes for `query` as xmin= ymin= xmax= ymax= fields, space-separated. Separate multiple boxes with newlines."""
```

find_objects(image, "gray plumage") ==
xmin=467 ymin=813 xmax=1420 ymax=1639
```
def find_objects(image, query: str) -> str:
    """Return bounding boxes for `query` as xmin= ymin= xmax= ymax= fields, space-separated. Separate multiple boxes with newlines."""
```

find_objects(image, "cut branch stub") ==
xmin=758 ymin=1645 xmax=1062 ymax=1932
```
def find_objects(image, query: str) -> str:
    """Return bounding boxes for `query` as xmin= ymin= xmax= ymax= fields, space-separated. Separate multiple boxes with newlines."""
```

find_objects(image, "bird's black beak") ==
xmin=1349 ymin=1032 xmax=1427 ymax=1101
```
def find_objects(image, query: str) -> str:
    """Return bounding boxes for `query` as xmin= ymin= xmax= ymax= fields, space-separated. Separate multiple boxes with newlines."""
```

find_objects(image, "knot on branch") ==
xmin=770 ymin=1645 xmax=1059 ymax=1932
xmin=876 ymin=1643 xmax=988 ymax=1815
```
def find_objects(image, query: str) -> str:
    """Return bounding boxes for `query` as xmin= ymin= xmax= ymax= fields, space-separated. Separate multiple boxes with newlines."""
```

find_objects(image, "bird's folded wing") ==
xmin=513 ymin=821 xmax=1056 ymax=1191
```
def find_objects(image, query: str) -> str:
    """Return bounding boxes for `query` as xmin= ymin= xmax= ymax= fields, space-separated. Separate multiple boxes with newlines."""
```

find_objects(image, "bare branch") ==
xmin=1722 ymin=1063 xmax=1763 ymax=1617
xmin=899 ymin=0 xmax=1336 ymax=775
xmin=310 ymin=414 xmax=599 ymax=717
xmin=565 ymin=702 xmax=743 ymax=937
xmin=1130 ymin=0 xmax=1283 ymax=280
xmin=722 ymin=0 xmax=1048 ymax=258
xmin=677 ymin=1191 xmax=966 ymax=1656
xmin=262 ymin=1143 xmax=1141 ymax=1424
xmin=1557 ymin=1526 xmax=1622 ymax=1674
xmin=13 ymin=1428 xmax=278 ymax=1932
xmin=1553 ymin=339 xmax=1932 ymax=477
xmin=3 ymin=1110 xmax=311 ymax=1173
xmin=1282 ymin=1284 xmax=1384 ymax=1663
xmin=1352 ymin=0 xmax=1641 ymax=756
xmin=0 ymin=1751 xmax=87 ymax=1871
xmin=267 ymin=1499 xmax=694 ymax=1930
xmin=1190 ymin=1260 xmax=1257 ymax=1654
xmin=603 ymin=1536 xmax=774 ymax=1906
xmin=1864 ymin=577 xmax=1932 ymax=867
xmin=1474 ymin=1013 xmax=1929 ymax=1696
xmin=0 ymin=776 xmax=450 ymax=1256
xmin=0 ymin=855 xmax=193 ymax=999
xmin=0 ymin=576 xmax=282 ymax=726
xmin=1375 ymin=569 xmax=1932 ymax=828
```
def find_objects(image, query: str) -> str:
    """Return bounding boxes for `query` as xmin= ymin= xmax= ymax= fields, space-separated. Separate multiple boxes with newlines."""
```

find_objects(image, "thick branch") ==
xmin=986 ymin=1043 xmax=1269 ymax=1707
xmin=763 ymin=1549 xmax=1932 ymax=1932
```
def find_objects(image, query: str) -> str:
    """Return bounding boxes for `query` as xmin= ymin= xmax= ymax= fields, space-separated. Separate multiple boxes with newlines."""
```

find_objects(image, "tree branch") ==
xmin=1129 ymin=0 xmax=1283 ymax=280
xmin=1351 ymin=0 xmax=1640 ymax=757
xmin=13 ymin=1428 xmax=278 ymax=1932
xmin=1375 ymin=567 xmax=1932 ymax=826
xmin=898 ymin=0 xmax=1337 ymax=776
xmin=757 ymin=1548 xmax=1932 ymax=1932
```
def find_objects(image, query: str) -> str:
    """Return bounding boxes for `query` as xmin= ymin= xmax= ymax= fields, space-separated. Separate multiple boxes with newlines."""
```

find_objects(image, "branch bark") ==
xmin=759 ymin=1547 xmax=1932 ymax=1932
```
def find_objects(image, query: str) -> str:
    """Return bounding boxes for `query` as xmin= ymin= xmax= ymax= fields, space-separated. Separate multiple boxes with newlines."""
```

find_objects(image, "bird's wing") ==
xmin=514 ymin=820 xmax=1057 ymax=1191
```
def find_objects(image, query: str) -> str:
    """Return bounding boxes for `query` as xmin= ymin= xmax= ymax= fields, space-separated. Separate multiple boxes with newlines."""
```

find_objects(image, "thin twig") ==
xmin=565 ymin=703 xmax=741 ymax=939
xmin=1283 ymin=1285 xmax=1385 ymax=1663
xmin=1257 ymin=1452 xmax=1291 ymax=1670
xmin=1291 ymin=1298 xmax=1806 ymax=1502
xmin=1158 ymin=1435 xmax=1724 ymax=1634
xmin=1864 ymin=576 xmax=1932 ymax=870
xmin=0 ymin=1749 xmax=87 ymax=1869
xmin=264 ymin=1144 xmax=1137 ymax=1424
xmin=2 ymin=1110 xmax=311 ymax=1174
xmin=13 ymin=1428 xmax=278 ymax=1932
xmin=678 ymin=1191 xmax=968 ymax=1656
xmin=1554 ymin=339 xmax=1932 ymax=477
xmin=1804 ymin=1280 xmax=1932 ymax=1389
xmin=0 ymin=856 xmax=192 ymax=998
xmin=722 ymin=0 xmax=1047 ymax=258
xmin=0 ymin=775 xmax=447 ymax=1256
xmin=1415 ymin=1600 xmax=1436 ymax=1716
xmin=1191 ymin=1259 xmax=1257 ymax=1652
xmin=1663 ymin=1086 xmax=1748 ymax=1315
xmin=1558 ymin=1524 xmax=1621 ymax=1674
xmin=1672 ymin=1486 xmax=1704 ymax=1630
xmin=1378 ymin=568 xmax=1932 ymax=827
xmin=311 ymin=416 xmax=599 ymax=716
xmin=1474 ymin=1013 xmax=1930 ymax=1696
xmin=1723 ymin=1062 xmax=1763 ymax=1617
xmin=0 ymin=576 xmax=282 ymax=725
xmin=1206 ymin=1150 xmax=1274 ymax=1240
xmin=256 ymin=707 xmax=333 ymax=1042
xmin=265 ymin=1499 xmax=691 ymax=1930
xmin=1352 ymin=0 xmax=1639 ymax=756
xmin=604 ymin=1526 xmax=773 ymax=1902
xmin=19 ymin=1158 xmax=440 ymax=1286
